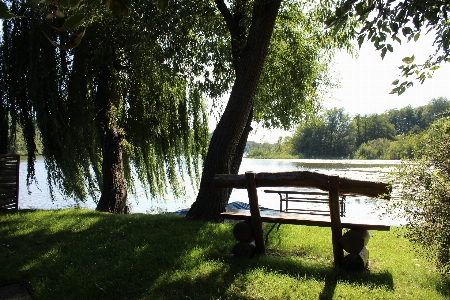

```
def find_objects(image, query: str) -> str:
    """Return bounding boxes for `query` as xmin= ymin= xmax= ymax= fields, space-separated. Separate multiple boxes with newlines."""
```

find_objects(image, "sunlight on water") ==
xmin=18 ymin=157 xmax=402 ymax=224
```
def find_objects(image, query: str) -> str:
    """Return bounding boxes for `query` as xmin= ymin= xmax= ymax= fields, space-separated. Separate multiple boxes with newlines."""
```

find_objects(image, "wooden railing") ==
xmin=0 ymin=154 xmax=20 ymax=210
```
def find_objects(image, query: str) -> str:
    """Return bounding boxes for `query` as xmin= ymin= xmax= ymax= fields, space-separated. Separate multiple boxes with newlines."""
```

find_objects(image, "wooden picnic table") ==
xmin=215 ymin=171 xmax=391 ymax=268
xmin=263 ymin=189 xmax=347 ymax=217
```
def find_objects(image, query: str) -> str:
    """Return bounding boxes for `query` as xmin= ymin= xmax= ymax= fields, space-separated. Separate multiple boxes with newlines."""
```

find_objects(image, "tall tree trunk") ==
xmin=94 ymin=66 xmax=128 ymax=214
xmin=187 ymin=0 xmax=282 ymax=221
xmin=96 ymin=124 xmax=128 ymax=213
xmin=221 ymin=107 xmax=254 ymax=201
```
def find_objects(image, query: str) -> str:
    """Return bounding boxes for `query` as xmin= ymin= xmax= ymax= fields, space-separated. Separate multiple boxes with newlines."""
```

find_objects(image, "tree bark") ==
xmin=94 ymin=66 xmax=128 ymax=214
xmin=219 ymin=108 xmax=254 ymax=206
xmin=187 ymin=0 xmax=282 ymax=221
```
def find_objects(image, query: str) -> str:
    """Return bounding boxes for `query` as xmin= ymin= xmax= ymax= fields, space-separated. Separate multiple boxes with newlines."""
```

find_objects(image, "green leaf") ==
xmin=43 ymin=31 xmax=60 ymax=48
xmin=381 ymin=47 xmax=387 ymax=59
xmin=429 ymin=65 xmax=440 ymax=71
xmin=355 ymin=2 xmax=364 ymax=15
xmin=155 ymin=0 xmax=169 ymax=10
xmin=0 ymin=2 xmax=16 ymax=19
xmin=357 ymin=34 xmax=365 ymax=48
xmin=59 ymin=0 xmax=82 ymax=7
xmin=414 ymin=32 xmax=420 ymax=42
xmin=386 ymin=44 xmax=393 ymax=52
xmin=43 ymin=29 xmax=86 ymax=50
xmin=333 ymin=19 xmax=345 ymax=35
xmin=392 ymin=79 xmax=399 ymax=85
xmin=389 ymin=22 xmax=399 ymax=34
xmin=402 ymin=55 xmax=415 ymax=64
xmin=402 ymin=27 xmax=412 ymax=36
xmin=61 ymin=14 xmax=84 ymax=30
xmin=106 ymin=0 xmax=130 ymax=16
xmin=392 ymin=34 xmax=401 ymax=44
xmin=395 ymin=9 xmax=406 ymax=22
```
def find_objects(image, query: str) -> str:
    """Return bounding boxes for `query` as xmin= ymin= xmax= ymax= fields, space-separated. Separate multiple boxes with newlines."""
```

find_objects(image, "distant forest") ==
xmin=246 ymin=97 xmax=450 ymax=159
xmin=10 ymin=97 xmax=449 ymax=160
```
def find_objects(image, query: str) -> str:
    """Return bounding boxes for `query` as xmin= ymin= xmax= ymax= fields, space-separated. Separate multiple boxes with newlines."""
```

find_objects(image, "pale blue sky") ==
xmin=247 ymin=32 xmax=450 ymax=142
xmin=325 ymin=33 xmax=450 ymax=116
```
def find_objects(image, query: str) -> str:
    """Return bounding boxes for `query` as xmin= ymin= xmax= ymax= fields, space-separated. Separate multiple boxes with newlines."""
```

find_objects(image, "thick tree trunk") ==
xmin=187 ymin=0 xmax=282 ymax=221
xmin=94 ymin=66 xmax=128 ymax=214
xmin=96 ymin=125 xmax=128 ymax=213
xmin=218 ymin=109 xmax=254 ymax=205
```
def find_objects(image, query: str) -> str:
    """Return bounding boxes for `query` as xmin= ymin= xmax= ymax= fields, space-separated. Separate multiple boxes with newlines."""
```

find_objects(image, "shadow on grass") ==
xmin=317 ymin=269 xmax=394 ymax=300
xmin=436 ymin=276 xmax=450 ymax=298
xmin=148 ymin=239 xmax=394 ymax=299
xmin=0 ymin=210 xmax=394 ymax=299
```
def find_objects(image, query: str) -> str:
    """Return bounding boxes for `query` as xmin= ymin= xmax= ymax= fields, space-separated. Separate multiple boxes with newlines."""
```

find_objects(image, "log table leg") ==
xmin=342 ymin=247 xmax=369 ymax=271
xmin=341 ymin=229 xmax=370 ymax=254
xmin=232 ymin=240 xmax=257 ymax=258
xmin=233 ymin=220 xmax=254 ymax=242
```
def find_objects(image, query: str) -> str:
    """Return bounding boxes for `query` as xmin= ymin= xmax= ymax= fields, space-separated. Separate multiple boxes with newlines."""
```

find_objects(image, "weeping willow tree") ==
xmin=1 ymin=0 xmax=227 ymax=213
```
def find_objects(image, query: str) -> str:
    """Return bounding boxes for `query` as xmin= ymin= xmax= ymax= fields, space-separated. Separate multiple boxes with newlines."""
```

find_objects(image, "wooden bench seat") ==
xmin=221 ymin=209 xmax=390 ymax=231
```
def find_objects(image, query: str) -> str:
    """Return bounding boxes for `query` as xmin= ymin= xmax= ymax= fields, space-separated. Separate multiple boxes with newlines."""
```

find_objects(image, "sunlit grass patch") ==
xmin=0 ymin=209 xmax=448 ymax=299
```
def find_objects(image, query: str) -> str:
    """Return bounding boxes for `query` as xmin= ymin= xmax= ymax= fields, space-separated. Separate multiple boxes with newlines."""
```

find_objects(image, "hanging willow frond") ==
xmin=1 ymin=0 xmax=226 ymax=203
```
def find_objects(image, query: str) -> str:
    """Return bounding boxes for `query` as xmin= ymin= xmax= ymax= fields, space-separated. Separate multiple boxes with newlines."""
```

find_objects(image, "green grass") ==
xmin=0 ymin=209 xmax=448 ymax=299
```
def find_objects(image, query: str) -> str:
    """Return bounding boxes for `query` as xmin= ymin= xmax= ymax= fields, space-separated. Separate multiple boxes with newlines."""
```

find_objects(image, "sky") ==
xmin=244 ymin=32 xmax=450 ymax=142
xmin=324 ymin=33 xmax=450 ymax=116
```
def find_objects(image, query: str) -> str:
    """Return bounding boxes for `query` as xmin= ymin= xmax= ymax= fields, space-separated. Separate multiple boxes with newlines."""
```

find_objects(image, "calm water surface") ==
xmin=17 ymin=157 xmax=402 ymax=224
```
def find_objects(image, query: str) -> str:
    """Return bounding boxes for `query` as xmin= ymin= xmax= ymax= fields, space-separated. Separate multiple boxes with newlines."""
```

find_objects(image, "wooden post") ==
xmin=328 ymin=175 xmax=343 ymax=267
xmin=245 ymin=171 xmax=265 ymax=255
xmin=15 ymin=155 xmax=19 ymax=210
xmin=0 ymin=155 xmax=20 ymax=210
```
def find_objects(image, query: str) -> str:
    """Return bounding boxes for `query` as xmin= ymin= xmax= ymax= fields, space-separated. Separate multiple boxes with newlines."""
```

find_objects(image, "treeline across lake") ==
xmin=246 ymin=97 xmax=450 ymax=159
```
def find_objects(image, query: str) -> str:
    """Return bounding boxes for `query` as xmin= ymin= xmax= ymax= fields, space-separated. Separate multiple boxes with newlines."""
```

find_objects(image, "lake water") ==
xmin=17 ymin=157 xmax=402 ymax=224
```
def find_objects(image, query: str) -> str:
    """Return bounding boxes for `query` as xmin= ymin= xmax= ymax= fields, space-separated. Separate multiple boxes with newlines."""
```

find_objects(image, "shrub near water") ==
xmin=387 ymin=117 xmax=450 ymax=275
xmin=0 ymin=209 xmax=448 ymax=299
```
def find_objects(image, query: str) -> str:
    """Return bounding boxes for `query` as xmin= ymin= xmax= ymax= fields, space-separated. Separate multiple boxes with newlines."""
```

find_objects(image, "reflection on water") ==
xmin=18 ymin=157 xmax=402 ymax=224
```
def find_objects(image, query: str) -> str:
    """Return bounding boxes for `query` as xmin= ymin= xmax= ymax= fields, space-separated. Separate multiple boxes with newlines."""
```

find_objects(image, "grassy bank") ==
xmin=0 ymin=209 xmax=448 ymax=299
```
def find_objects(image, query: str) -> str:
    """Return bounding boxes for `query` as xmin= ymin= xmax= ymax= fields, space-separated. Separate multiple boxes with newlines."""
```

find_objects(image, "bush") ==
xmin=384 ymin=134 xmax=424 ymax=160
xmin=354 ymin=138 xmax=392 ymax=159
xmin=388 ymin=117 xmax=450 ymax=275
